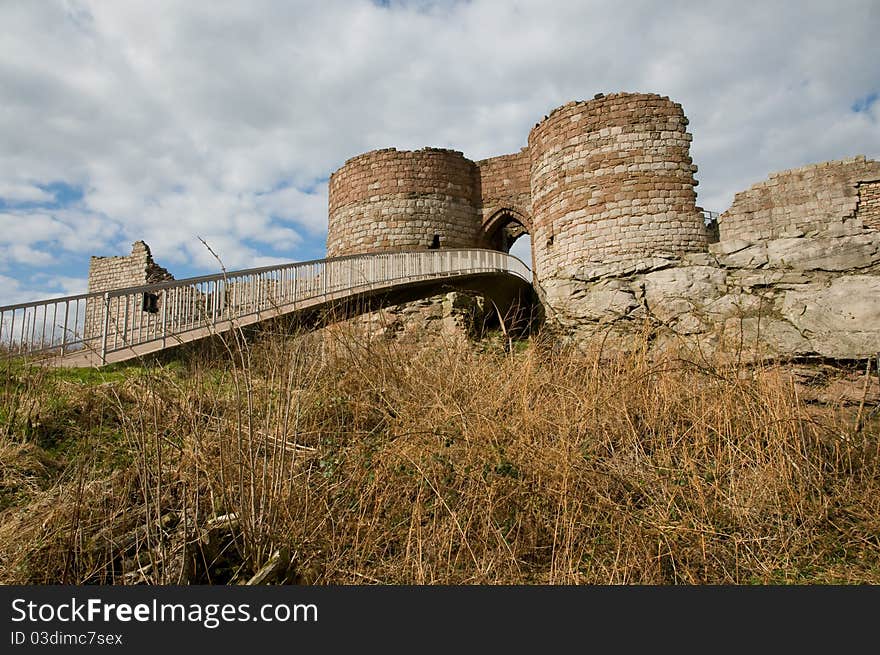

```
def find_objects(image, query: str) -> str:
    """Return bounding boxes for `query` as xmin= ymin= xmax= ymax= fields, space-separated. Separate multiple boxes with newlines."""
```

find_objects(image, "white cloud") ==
xmin=0 ymin=0 xmax=877 ymax=307
xmin=45 ymin=276 xmax=88 ymax=296
xmin=0 ymin=275 xmax=30 ymax=307
xmin=254 ymin=184 xmax=329 ymax=235
xmin=0 ymin=273 xmax=87 ymax=307
xmin=0 ymin=183 xmax=54 ymax=204
xmin=0 ymin=244 xmax=56 ymax=267
xmin=509 ymin=235 xmax=531 ymax=267
xmin=0 ymin=210 xmax=120 ymax=256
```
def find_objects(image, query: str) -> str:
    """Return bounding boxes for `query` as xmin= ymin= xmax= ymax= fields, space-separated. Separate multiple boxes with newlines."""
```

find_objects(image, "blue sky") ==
xmin=1 ymin=0 xmax=878 ymax=306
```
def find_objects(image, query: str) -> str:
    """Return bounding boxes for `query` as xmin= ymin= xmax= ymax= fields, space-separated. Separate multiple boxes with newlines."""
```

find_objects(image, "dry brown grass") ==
xmin=1 ymin=323 xmax=878 ymax=585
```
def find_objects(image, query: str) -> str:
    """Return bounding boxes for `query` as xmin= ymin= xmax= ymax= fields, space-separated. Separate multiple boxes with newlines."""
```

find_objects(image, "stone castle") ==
xmin=327 ymin=93 xmax=707 ymax=273
xmin=89 ymin=92 xmax=880 ymax=359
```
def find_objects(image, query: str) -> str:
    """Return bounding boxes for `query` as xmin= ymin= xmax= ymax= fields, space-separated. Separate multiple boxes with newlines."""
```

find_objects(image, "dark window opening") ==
xmin=142 ymin=292 xmax=159 ymax=314
xmin=546 ymin=234 xmax=554 ymax=247
xmin=429 ymin=234 xmax=441 ymax=249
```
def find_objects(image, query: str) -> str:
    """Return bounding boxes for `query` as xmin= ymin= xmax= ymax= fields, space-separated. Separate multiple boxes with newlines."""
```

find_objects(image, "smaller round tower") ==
xmin=327 ymin=148 xmax=482 ymax=257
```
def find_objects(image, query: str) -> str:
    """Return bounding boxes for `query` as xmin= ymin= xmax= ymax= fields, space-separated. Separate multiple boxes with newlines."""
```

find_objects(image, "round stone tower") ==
xmin=528 ymin=93 xmax=707 ymax=280
xmin=327 ymin=148 xmax=482 ymax=257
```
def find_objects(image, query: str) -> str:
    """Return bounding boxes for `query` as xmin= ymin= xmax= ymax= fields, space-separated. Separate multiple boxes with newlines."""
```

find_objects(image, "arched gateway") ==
xmin=482 ymin=207 xmax=532 ymax=266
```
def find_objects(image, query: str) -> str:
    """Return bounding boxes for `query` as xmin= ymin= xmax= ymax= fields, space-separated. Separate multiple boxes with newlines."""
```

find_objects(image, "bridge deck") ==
xmin=0 ymin=249 xmax=533 ymax=368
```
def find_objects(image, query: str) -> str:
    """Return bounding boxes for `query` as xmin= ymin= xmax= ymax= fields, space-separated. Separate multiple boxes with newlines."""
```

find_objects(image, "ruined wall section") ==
xmin=322 ymin=292 xmax=490 ymax=348
xmin=857 ymin=179 xmax=880 ymax=230
xmin=87 ymin=241 xmax=173 ymax=295
xmin=85 ymin=241 xmax=174 ymax=340
xmin=528 ymin=93 xmax=707 ymax=282
xmin=327 ymin=148 xmax=482 ymax=257
xmin=718 ymin=156 xmax=880 ymax=241
xmin=476 ymin=148 xmax=532 ymax=231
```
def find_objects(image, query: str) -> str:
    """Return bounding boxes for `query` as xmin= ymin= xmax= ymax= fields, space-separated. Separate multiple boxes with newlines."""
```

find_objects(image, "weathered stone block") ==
xmin=721 ymin=316 xmax=811 ymax=356
xmin=642 ymin=266 xmax=727 ymax=323
xmin=765 ymin=234 xmax=880 ymax=271
xmin=781 ymin=275 xmax=880 ymax=358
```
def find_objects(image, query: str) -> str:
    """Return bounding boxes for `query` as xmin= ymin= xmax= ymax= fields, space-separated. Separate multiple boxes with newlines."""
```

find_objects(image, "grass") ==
xmin=0 ymin=321 xmax=878 ymax=585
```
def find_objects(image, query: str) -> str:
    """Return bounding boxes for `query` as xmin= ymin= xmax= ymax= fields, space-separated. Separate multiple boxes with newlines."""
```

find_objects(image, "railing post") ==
xmin=61 ymin=301 xmax=69 ymax=357
xmin=100 ymin=292 xmax=110 ymax=366
xmin=122 ymin=295 xmax=129 ymax=345
xmin=50 ymin=303 xmax=58 ymax=352
xmin=6 ymin=310 xmax=13 ymax=354
xmin=30 ymin=308 xmax=36 ymax=352
xmin=251 ymin=276 xmax=256 ymax=319
xmin=161 ymin=290 xmax=168 ymax=348
xmin=211 ymin=280 xmax=218 ymax=324
xmin=40 ymin=306 xmax=47 ymax=351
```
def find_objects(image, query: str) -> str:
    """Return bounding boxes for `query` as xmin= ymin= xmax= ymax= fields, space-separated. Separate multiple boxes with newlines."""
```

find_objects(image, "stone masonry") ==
xmin=856 ymin=179 xmax=880 ymax=230
xmin=327 ymin=148 xmax=482 ymax=256
xmin=87 ymin=241 xmax=174 ymax=293
xmin=528 ymin=94 xmax=707 ymax=282
xmin=720 ymin=156 xmax=880 ymax=241
xmin=327 ymin=93 xmax=708 ymax=276
xmin=546 ymin=156 xmax=880 ymax=359
xmin=85 ymin=241 xmax=173 ymax=340
xmin=475 ymin=149 xmax=532 ymax=227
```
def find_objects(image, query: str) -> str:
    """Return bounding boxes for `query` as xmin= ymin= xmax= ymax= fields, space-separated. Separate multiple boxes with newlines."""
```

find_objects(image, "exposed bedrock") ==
xmin=541 ymin=228 xmax=880 ymax=359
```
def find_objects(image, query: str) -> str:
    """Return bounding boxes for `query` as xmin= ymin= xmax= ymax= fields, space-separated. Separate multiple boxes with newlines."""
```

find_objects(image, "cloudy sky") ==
xmin=1 ymin=0 xmax=878 ymax=305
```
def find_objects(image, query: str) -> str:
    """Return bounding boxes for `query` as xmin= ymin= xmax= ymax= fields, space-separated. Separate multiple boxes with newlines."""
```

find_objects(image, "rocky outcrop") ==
xmin=541 ymin=229 xmax=880 ymax=359
xmin=327 ymin=292 xmax=491 ymax=344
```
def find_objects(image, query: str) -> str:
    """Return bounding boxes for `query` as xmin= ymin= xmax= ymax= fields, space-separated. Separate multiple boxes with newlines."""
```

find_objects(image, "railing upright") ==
xmin=161 ymin=291 xmax=168 ymax=348
xmin=100 ymin=292 xmax=110 ymax=366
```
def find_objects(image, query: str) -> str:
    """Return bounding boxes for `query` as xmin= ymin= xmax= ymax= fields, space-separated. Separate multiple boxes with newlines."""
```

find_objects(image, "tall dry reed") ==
xmin=1 ymin=323 xmax=878 ymax=584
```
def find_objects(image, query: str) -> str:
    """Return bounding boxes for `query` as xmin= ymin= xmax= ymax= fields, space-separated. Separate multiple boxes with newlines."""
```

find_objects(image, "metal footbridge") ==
xmin=0 ymin=249 xmax=533 ymax=367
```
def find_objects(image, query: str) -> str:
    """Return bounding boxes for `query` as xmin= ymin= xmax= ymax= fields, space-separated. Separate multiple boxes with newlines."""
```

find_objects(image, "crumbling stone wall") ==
xmin=719 ymin=156 xmax=880 ymax=241
xmin=326 ymin=93 xmax=707 ymax=276
xmin=87 ymin=241 xmax=173 ymax=294
xmin=528 ymin=93 xmax=707 ymax=282
xmin=858 ymin=179 xmax=880 ymax=229
xmin=325 ymin=94 xmax=710 ymax=341
xmin=326 ymin=148 xmax=482 ymax=257
xmin=84 ymin=241 xmax=174 ymax=340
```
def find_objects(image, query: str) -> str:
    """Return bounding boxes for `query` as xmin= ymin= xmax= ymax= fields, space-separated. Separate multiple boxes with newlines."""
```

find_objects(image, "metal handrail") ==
xmin=0 ymin=248 xmax=532 ymax=364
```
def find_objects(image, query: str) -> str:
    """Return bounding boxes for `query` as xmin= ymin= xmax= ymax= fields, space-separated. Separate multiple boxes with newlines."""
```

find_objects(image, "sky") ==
xmin=1 ymin=0 xmax=878 ymax=306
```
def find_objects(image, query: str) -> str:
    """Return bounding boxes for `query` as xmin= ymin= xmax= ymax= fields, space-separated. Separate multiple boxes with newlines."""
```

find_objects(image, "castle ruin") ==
xmin=88 ymin=92 xmax=880 ymax=359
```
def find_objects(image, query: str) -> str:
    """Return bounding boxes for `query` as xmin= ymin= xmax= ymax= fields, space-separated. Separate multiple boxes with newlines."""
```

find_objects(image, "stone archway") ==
xmin=483 ymin=208 xmax=532 ymax=256
xmin=479 ymin=207 xmax=538 ymax=334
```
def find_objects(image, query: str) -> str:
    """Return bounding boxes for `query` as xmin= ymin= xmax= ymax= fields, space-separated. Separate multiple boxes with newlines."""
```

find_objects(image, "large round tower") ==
xmin=528 ymin=93 xmax=707 ymax=280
